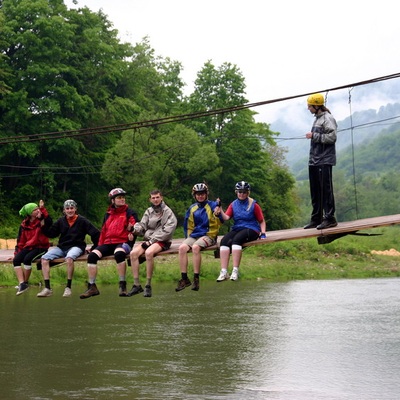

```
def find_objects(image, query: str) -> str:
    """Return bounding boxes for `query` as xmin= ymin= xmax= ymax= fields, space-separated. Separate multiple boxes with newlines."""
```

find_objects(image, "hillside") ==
xmin=273 ymin=102 xmax=400 ymax=178
xmin=270 ymin=78 xmax=400 ymax=174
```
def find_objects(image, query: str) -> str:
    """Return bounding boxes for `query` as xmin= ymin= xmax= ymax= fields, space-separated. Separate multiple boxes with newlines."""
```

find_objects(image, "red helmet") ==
xmin=108 ymin=188 xmax=127 ymax=200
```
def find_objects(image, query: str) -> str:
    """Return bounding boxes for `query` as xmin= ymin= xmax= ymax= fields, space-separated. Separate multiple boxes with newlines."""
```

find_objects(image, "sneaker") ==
xmin=175 ymin=278 xmax=191 ymax=292
xmin=16 ymin=282 xmax=29 ymax=296
xmin=37 ymin=287 xmax=53 ymax=297
xmin=143 ymin=285 xmax=152 ymax=297
xmin=62 ymin=287 xmax=72 ymax=298
xmin=119 ymin=281 xmax=127 ymax=297
xmin=79 ymin=283 xmax=100 ymax=299
xmin=216 ymin=270 xmax=229 ymax=282
xmin=230 ymin=269 xmax=239 ymax=281
xmin=191 ymin=276 xmax=200 ymax=291
xmin=127 ymin=284 xmax=144 ymax=297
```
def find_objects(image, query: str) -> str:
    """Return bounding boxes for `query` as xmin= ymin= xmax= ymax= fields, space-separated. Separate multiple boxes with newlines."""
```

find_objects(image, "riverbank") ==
xmin=0 ymin=239 xmax=400 ymax=286
xmin=1 ymin=225 xmax=400 ymax=287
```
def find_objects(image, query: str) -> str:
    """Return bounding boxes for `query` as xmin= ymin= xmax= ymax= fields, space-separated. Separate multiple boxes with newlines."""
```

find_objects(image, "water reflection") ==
xmin=1 ymin=278 xmax=400 ymax=399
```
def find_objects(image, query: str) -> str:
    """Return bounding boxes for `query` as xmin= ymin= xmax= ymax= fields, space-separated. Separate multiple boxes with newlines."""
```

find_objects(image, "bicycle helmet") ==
xmin=63 ymin=199 xmax=77 ymax=209
xmin=235 ymin=181 xmax=251 ymax=191
xmin=307 ymin=93 xmax=325 ymax=106
xmin=192 ymin=183 xmax=209 ymax=195
xmin=109 ymin=188 xmax=127 ymax=200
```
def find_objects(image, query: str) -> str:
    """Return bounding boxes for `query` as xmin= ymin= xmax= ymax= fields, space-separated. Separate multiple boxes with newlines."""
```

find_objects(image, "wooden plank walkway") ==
xmin=1 ymin=214 xmax=400 ymax=264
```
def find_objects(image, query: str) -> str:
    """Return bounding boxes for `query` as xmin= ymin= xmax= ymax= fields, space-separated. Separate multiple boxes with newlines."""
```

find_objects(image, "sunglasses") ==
xmin=237 ymin=190 xmax=248 ymax=194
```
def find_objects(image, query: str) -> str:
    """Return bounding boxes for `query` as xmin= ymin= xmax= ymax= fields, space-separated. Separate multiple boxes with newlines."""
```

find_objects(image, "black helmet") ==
xmin=192 ymin=183 xmax=209 ymax=195
xmin=109 ymin=188 xmax=127 ymax=200
xmin=235 ymin=181 xmax=250 ymax=191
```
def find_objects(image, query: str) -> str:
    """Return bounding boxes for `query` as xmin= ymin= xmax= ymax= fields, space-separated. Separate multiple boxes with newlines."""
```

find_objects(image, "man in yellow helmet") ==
xmin=304 ymin=93 xmax=338 ymax=230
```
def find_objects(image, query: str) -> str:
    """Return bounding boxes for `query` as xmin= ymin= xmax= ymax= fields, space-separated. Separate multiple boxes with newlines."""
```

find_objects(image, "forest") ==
xmin=0 ymin=0 xmax=297 ymax=236
xmin=1 ymin=0 xmax=399 ymax=241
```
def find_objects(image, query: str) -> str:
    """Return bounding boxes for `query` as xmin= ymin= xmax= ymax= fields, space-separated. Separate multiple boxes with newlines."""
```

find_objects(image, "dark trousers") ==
xmin=308 ymin=164 xmax=335 ymax=222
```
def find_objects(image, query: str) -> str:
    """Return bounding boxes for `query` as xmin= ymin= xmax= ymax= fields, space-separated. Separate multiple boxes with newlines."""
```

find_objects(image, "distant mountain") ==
xmin=270 ymin=79 xmax=400 ymax=177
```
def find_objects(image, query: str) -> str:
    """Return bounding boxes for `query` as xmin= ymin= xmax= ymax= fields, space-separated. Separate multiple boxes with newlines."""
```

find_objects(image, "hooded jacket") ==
xmin=309 ymin=111 xmax=337 ymax=166
xmin=134 ymin=202 xmax=177 ymax=244
xmin=15 ymin=208 xmax=50 ymax=254
xmin=99 ymin=204 xmax=138 ymax=245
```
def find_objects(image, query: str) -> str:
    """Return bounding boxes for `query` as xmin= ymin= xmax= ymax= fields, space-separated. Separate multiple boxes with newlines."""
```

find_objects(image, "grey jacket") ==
xmin=133 ymin=202 xmax=177 ymax=244
xmin=309 ymin=111 xmax=337 ymax=166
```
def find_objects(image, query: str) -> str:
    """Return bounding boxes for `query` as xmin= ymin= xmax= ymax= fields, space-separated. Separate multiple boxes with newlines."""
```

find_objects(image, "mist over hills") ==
xmin=269 ymin=79 xmax=400 ymax=177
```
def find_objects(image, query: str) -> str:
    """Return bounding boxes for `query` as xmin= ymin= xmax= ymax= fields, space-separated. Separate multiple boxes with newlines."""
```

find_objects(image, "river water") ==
xmin=1 ymin=277 xmax=399 ymax=400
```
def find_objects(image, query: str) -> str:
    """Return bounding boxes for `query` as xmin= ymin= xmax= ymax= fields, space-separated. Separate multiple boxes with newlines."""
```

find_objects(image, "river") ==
xmin=1 ymin=277 xmax=399 ymax=399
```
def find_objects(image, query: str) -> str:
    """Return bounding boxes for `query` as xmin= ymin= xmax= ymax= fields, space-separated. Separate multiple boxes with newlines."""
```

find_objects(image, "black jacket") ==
xmin=42 ymin=215 xmax=100 ymax=252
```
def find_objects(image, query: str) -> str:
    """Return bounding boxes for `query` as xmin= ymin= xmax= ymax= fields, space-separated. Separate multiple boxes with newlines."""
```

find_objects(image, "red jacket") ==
xmin=99 ymin=204 xmax=137 ymax=245
xmin=15 ymin=212 xmax=50 ymax=255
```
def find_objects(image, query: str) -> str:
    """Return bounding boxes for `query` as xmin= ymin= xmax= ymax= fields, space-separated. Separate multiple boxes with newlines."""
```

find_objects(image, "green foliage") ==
xmin=0 ymin=1 xmax=297 ymax=233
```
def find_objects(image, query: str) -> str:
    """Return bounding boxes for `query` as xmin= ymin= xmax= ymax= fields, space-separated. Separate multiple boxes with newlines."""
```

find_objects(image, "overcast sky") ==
xmin=65 ymin=0 xmax=400 ymax=124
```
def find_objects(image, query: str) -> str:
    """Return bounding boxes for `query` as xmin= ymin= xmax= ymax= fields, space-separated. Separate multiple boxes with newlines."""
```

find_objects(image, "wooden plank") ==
xmin=244 ymin=214 xmax=400 ymax=247
xmin=1 ymin=214 xmax=400 ymax=264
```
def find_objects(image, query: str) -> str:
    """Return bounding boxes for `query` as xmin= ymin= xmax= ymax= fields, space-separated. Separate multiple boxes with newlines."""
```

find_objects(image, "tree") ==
xmin=0 ymin=0 xmax=133 ymax=221
xmin=185 ymin=61 xmax=297 ymax=229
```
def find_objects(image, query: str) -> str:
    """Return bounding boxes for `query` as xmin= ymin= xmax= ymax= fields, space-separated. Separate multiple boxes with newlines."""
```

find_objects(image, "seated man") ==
xmin=128 ymin=189 xmax=177 ymax=298
xmin=37 ymin=199 xmax=100 ymax=298
xmin=176 ymin=183 xmax=223 ymax=292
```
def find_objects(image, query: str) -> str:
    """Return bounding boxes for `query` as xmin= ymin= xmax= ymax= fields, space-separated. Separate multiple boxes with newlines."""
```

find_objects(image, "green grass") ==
xmin=2 ymin=226 xmax=400 ymax=288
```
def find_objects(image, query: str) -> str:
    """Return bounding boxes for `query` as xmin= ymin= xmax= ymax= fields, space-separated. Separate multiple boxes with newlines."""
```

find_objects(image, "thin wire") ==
xmin=348 ymin=87 xmax=359 ymax=219
xmin=1 ymin=72 xmax=400 ymax=145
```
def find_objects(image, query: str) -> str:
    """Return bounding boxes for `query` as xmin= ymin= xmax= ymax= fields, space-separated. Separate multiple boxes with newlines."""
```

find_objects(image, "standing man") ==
xmin=128 ymin=189 xmax=177 ymax=298
xmin=80 ymin=188 xmax=138 ymax=299
xmin=37 ymin=199 xmax=100 ymax=298
xmin=175 ymin=183 xmax=223 ymax=292
xmin=304 ymin=93 xmax=338 ymax=230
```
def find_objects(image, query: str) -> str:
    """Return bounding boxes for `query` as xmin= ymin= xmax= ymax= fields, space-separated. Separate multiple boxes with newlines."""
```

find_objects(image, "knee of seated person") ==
xmin=87 ymin=252 xmax=100 ymax=264
xmin=114 ymin=251 xmax=126 ymax=264
xmin=192 ymin=244 xmax=201 ymax=254
xmin=178 ymin=243 xmax=189 ymax=253
xmin=23 ymin=264 xmax=32 ymax=270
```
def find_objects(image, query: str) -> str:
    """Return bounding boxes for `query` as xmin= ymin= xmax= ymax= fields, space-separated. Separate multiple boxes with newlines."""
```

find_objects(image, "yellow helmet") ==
xmin=307 ymin=93 xmax=325 ymax=106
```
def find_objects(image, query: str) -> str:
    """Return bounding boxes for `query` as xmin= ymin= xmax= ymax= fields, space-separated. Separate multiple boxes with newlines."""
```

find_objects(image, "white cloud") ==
xmin=65 ymin=0 xmax=400 ymax=124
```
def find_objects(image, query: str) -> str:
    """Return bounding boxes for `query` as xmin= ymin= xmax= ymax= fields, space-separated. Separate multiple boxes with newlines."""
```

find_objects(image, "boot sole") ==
xmin=80 ymin=291 xmax=100 ymax=299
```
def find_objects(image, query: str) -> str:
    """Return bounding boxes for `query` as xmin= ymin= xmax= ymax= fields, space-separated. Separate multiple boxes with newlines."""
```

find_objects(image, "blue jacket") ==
xmin=184 ymin=200 xmax=223 ymax=239
xmin=231 ymin=198 xmax=261 ymax=233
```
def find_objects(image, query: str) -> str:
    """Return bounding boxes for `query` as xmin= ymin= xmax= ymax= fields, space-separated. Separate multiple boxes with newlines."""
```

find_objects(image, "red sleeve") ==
xmin=225 ymin=203 xmax=234 ymax=218
xmin=254 ymin=203 xmax=264 ymax=222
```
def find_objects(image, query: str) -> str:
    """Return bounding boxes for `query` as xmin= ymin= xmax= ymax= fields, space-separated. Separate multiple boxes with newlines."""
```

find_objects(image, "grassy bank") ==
xmin=1 ymin=226 xmax=400 ymax=288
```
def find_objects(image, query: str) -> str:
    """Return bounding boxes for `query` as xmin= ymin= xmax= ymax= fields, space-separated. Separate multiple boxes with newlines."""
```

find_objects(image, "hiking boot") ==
xmin=317 ymin=218 xmax=338 ymax=230
xmin=16 ymin=282 xmax=29 ymax=296
xmin=216 ymin=270 xmax=229 ymax=282
xmin=191 ymin=276 xmax=200 ymax=291
xmin=143 ymin=285 xmax=152 ymax=297
xmin=230 ymin=269 xmax=239 ymax=281
xmin=63 ymin=287 xmax=72 ymax=298
xmin=175 ymin=278 xmax=191 ymax=292
xmin=119 ymin=281 xmax=128 ymax=297
xmin=304 ymin=221 xmax=320 ymax=229
xmin=127 ymin=284 xmax=144 ymax=297
xmin=80 ymin=283 xmax=100 ymax=299
xmin=37 ymin=288 xmax=53 ymax=297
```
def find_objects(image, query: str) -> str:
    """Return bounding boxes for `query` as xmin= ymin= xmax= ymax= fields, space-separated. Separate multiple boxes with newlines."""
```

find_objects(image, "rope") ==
xmin=348 ymin=88 xmax=359 ymax=219
xmin=0 ymin=72 xmax=399 ymax=146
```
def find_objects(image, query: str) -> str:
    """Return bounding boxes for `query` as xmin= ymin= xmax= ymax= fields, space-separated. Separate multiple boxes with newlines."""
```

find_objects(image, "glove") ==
xmin=259 ymin=233 xmax=267 ymax=239
xmin=141 ymin=241 xmax=150 ymax=250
